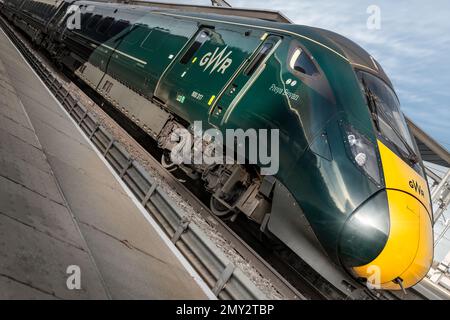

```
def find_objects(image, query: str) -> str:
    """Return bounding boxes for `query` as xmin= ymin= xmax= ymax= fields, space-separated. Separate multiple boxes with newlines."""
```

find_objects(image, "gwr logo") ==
xmin=409 ymin=179 xmax=425 ymax=197
xmin=199 ymin=46 xmax=233 ymax=74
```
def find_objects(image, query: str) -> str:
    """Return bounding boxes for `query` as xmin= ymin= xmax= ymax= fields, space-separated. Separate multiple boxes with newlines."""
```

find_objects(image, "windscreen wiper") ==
xmin=361 ymin=79 xmax=419 ymax=164
xmin=361 ymin=78 xmax=381 ymax=131
xmin=373 ymin=100 xmax=420 ymax=164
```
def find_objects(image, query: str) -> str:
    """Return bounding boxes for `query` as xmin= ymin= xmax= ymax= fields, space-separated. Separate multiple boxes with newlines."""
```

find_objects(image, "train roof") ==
xmin=77 ymin=1 xmax=394 ymax=88
xmin=310 ymin=27 xmax=392 ymax=87
xmin=156 ymin=9 xmax=394 ymax=87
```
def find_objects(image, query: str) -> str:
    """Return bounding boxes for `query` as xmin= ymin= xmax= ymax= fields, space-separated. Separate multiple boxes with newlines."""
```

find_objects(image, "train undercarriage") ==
xmin=156 ymin=119 xmax=273 ymax=224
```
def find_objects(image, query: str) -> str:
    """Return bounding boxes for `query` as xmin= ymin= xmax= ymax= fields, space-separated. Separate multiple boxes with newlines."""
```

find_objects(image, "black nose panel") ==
xmin=339 ymin=191 xmax=390 ymax=268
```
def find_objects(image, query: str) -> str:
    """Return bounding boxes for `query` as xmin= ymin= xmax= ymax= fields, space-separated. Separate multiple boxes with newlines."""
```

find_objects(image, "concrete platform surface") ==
xmin=0 ymin=28 xmax=209 ymax=300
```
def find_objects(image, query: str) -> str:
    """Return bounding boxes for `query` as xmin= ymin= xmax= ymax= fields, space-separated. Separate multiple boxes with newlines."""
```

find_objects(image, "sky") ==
xmin=154 ymin=0 xmax=450 ymax=261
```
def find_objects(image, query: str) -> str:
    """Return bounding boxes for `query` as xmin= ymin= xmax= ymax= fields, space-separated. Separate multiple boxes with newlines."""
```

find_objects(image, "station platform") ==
xmin=0 ymin=28 xmax=209 ymax=299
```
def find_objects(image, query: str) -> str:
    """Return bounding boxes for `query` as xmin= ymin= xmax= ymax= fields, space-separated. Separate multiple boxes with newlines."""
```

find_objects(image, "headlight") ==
xmin=344 ymin=125 xmax=382 ymax=185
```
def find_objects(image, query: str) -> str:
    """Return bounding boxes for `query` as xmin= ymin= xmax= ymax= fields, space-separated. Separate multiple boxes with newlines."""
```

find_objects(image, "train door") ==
xmin=154 ymin=25 xmax=262 ymax=123
xmin=208 ymin=34 xmax=282 ymax=127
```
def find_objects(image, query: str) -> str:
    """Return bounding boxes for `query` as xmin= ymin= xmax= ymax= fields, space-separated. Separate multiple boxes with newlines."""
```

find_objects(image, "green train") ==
xmin=1 ymin=0 xmax=434 ymax=295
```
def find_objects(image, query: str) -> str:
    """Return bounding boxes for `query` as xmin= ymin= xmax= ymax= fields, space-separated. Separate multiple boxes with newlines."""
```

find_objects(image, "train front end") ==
xmin=337 ymin=69 xmax=434 ymax=290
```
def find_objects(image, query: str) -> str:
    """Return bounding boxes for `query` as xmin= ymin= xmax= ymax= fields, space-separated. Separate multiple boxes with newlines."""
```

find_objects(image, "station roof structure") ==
xmin=406 ymin=117 xmax=450 ymax=167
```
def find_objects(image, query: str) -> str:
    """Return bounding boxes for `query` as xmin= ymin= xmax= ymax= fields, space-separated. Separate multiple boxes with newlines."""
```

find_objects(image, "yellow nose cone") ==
xmin=352 ymin=190 xmax=433 ymax=289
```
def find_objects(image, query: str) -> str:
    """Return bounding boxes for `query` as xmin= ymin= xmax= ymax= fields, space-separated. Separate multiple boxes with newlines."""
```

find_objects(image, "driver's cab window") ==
xmin=288 ymin=47 xmax=319 ymax=77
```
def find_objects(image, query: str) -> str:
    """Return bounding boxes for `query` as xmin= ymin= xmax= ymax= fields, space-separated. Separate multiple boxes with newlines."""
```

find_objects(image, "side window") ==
xmin=244 ymin=42 xmax=274 ymax=76
xmin=108 ymin=20 xmax=130 ymax=37
xmin=86 ymin=14 xmax=102 ymax=31
xmin=288 ymin=47 xmax=319 ymax=77
xmin=140 ymin=28 xmax=166 ymax=52
xmin=97 ymin=17 xmax=114 ymax=35
xmin=123 ymin=25 xmax=148 ymax=45
xmin=179 ymin=29 xmax=210 ymax=64
xmin=80 ymin=12 xmax=93 ymax=31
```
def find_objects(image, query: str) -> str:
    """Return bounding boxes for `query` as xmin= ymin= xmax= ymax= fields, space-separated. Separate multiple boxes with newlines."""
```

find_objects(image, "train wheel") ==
xmin=210 ymin=196 xmax=233 ymax=219
xmin=161 ymin=152 xmax=177 ymax=172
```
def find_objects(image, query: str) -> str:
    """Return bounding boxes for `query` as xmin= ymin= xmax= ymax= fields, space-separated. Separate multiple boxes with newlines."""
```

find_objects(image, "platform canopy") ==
xmin=406 ymin=117 xmax=450 ymax=167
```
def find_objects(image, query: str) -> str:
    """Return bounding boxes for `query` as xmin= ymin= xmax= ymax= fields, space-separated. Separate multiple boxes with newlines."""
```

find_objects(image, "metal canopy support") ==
xmin=432 ymin=169 xmax=450 ymax=247
xmin=429 ymin=251 xmax=450 ymax=288
xmin=426 ymin=167 xmax=442 ymax=186
xmin=435 ymin=221 xmax=450 ymax=247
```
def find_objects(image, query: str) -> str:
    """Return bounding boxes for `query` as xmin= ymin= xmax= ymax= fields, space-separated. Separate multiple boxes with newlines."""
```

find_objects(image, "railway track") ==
xmin=0 ymin=16 xmax=428 ymax=301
